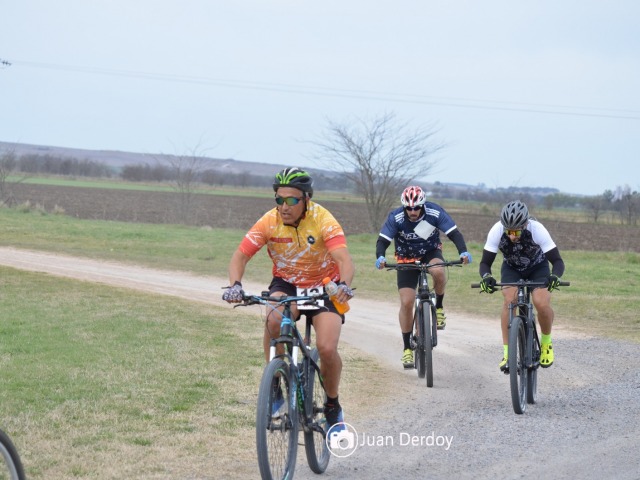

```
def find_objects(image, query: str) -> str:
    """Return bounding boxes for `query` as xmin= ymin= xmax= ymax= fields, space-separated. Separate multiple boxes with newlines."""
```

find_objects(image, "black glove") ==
xmin=480 ymin=274 xmax=497 ymax=294
xmin=222 ymin=281 xmax=244 ymax=303
xmin=546 ymin=274 xmax=560 ymax=292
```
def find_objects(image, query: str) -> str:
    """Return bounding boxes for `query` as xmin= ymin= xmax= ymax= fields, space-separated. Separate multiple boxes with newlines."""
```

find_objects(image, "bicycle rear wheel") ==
xmin=423 ymin=303 xmax=434 ymax=388
xmin=256 ymin=358 xmax=298 ymax=480
xmin=414 ymin=305 xmax=426 ymax=379
xmin=508 ymin=316 xmax=528 ymax=414
xmin=303 ymin=348 xmax=330 ymax=474
xmin=0 ymin=429 xmax=25 ymax=480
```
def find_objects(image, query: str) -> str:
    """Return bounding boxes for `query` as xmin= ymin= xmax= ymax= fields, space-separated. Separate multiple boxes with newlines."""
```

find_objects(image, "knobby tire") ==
xmin=509 ymin=316 xmax=528 ymax=414
xmin=256 ymin=358 xmax=298 ymax=480
xmin=424 ymin=303 xmax=434 ymax=388
xmin=0 ymin=429 xmax=25 ymax=480
xmin=414 ymin=305 xmax=426 ymax=379
xmin=303 ymin=348 xmax=330 ymax=474
xmin=527 ymin=328 xmax=540 ymax=404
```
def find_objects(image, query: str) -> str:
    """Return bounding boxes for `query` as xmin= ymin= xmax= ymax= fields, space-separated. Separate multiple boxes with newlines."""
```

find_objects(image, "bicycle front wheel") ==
xmin=256 ymin=358 xmax=298 ymax=480
xmin=508 ymin=316 xmax=528 ymax=414
xmin=414 ymin=306 xmax=426 ymax=379
xmin=303 ymin=348 xmax=330 ymax=474
xmin=527 ymin=333 xmax=540 ymax=404
xmin=0 ymin=429 xmax=25 ymax=480
xmin=423 ymin=303 xmax=434 ymax=388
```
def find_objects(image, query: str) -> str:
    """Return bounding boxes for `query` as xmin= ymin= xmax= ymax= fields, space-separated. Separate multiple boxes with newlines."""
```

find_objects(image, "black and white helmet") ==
xmin=500 ymin=200 xmax=529 ymax=229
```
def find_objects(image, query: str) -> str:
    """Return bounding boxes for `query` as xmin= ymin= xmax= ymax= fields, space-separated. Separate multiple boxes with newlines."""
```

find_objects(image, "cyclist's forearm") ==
xmin=376 ymin=236 xmax=391 ymax=259
xmin=331 ymin=247 xmax=355 ymax=286
xmin=228 ymin=249 xmax=251 ymax=285
xmin=447 ymin=229 xmax=468 ymax=254
xmin=479 ymin=249 xmax=497 ymax=277
xmin=545 ymin=247 xmax=565 ymax=277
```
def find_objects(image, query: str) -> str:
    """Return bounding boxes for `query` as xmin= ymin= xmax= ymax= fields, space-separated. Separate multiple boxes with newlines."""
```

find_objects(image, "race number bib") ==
xmin=296 ymin=286 xmax=324 ymax=310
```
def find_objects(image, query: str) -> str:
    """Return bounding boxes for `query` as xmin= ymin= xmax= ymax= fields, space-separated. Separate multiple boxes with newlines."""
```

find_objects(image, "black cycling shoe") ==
xmin=324 ymin=402 xmax=344 ymax=429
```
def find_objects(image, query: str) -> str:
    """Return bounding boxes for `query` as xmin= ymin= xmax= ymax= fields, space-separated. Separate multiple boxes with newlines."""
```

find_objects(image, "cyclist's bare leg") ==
xmin=500 ymin=287 xmax=517 ymax=344
xmin=429 ymin=258 xmax=446 ymax=295
xmin=532 ymin=288 xmax=554 ymax=335
xmin=312 ymin=311 xmax=343 ymax=398
xmin=398 ymin=287 xmax=416 ymax=334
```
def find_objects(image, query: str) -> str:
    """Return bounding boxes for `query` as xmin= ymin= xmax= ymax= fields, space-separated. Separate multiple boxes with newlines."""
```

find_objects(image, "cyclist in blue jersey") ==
xmin=375 ymin=186 xmax=472 ymax=369
xmin=478 ymin=200 xmax=565 ymax=372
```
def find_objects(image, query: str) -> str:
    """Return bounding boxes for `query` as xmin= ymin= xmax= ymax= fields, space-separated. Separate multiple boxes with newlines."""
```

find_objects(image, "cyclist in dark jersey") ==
xmin=375 ymin=186 xmax=472 ymax=369
xmin=478 ymin=200 xmax=565 ymax=372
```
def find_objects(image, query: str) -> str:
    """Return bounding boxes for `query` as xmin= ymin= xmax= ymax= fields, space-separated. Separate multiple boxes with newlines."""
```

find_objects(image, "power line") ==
xmin=8 ymin=59 xmax=640 ymax=120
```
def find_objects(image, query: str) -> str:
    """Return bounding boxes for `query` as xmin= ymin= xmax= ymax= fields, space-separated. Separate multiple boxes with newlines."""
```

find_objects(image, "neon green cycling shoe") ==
xmin=499 ymin=356 xmax=509 ymax=374
xmin=436 ymin=308 xmax=446 ymax=330
xmin=401 ymin=348 xmax=414 ymax=369
xmin=540 ymin=342 xmax=554 ymax=368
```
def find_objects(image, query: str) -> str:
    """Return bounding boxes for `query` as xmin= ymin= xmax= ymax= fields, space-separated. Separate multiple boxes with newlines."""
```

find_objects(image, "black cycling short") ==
xmin=500 ymin=261 xmax=549 ymax=285
xmin=396 ymin=249 xmax=445 ymax=290
xmin=268 ymin=277 xmax=345 ymax=323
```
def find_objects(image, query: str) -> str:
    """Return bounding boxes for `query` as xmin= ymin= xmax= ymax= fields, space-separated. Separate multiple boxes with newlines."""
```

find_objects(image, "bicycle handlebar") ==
xmin=385 ymin=259 xmax=464 ymax=271
xmin=235 ymin=291 xmax=329 ymax=308
xmin=470 ymin=280 xmax=571 ymax=289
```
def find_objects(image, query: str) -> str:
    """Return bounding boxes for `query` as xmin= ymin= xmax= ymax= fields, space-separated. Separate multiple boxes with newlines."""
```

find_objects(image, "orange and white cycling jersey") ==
xmin=239 ymin=201 xmax=347 ymax=288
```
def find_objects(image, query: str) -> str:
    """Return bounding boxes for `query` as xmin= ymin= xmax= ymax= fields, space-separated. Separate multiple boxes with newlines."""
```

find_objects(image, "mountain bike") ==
xmin=386 ymin=260 xmax=463 ymax=387
xmin=471 ymin=279 xmax=570 ymax=414
xmin=0 ymin=429 xmax=25 ymax=480
xmin=236 ymin=291 xmax=331 ymax=480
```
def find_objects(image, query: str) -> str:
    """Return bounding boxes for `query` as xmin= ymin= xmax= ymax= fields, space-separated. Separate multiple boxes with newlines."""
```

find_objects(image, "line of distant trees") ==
xmin=1 ymin=152 xmax=351 ymax=190
xmin=1 ymin=151 xmax=638 ymax=226
xmin=426 ymin=180 xmax=639 ymax=225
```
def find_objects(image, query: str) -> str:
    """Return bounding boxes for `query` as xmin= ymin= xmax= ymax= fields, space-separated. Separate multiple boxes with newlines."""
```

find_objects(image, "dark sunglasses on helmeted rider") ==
xmin=275 ymin=196 xmax=303 ymax=206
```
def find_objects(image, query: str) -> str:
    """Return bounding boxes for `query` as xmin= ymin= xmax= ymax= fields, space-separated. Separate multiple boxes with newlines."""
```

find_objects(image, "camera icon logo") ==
xmin=326 ymin=421 xmax=358 ymax=458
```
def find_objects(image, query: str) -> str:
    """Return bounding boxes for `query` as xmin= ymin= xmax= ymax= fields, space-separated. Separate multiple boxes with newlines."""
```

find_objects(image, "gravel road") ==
xmin=1 ymin=247 xmax=638 ymax=480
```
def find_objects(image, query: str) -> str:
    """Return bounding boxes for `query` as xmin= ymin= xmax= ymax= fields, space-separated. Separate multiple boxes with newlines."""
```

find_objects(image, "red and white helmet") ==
xmin=400 ymin=186 xmax=427 ymax=208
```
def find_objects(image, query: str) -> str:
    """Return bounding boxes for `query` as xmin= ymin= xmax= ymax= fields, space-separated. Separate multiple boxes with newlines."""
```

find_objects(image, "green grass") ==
xmin=1 ymin=207 xmax=639 ymax=343
xmin=0 ymin=267 xmax=258 ymax=477
xmin=0 ymin=266 xmax=392 ymax=478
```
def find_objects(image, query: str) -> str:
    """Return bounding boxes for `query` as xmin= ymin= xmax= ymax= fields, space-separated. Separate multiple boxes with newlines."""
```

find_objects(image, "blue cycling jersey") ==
xmin=378 ymin=203 xmax=458 ymax=262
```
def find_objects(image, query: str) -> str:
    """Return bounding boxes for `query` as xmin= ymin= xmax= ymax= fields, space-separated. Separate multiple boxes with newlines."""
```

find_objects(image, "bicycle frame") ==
xmin=387 ymin=260 xmax=463 ymax=343
xmin=238 ymin=292 xmax=327 ymax=427
xmin=386 ymin=260 xmax=463 ymax=387
xmin=508 ymin=282 xmax=539 ymax=367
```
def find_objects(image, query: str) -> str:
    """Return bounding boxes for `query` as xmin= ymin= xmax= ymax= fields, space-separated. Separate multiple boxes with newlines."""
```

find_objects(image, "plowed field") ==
xmin=11 ymin=183 xmax=640 ymax=252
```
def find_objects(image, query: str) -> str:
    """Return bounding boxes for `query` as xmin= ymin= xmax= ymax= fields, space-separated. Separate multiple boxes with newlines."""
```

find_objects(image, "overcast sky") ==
xmin=2 ymin=1 xmax=638 ymax=196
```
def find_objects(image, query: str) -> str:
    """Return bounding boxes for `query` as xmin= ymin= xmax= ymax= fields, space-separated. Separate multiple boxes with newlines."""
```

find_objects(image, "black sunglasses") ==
xmin=405 ymin=205 xmax=422 ymax=212
xmin=275 ymin=196 xmax=303 ymax=206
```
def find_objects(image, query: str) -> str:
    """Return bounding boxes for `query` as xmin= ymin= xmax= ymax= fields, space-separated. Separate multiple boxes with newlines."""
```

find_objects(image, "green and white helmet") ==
xmin=273 ymin=167 xmax=314 ymax=198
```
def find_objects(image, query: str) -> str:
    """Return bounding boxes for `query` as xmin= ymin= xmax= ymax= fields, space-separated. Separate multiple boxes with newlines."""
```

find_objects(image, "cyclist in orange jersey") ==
xmin=223 ymin=167 xmax=355 ymax=429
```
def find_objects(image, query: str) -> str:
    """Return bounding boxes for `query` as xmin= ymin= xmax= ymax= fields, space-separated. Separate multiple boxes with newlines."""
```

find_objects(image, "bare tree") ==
xmin=0 ymin=149 xmax=29 ymax=207
xmin=582 ymin=194 xmax=606 ymax=223
xmin=313 ymin=112 xmax=445 ymax=233
xmin=614 ymin=185 xmax=639 ymax=226
xmin=156 ymin=141 xmax=214 ymax=224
